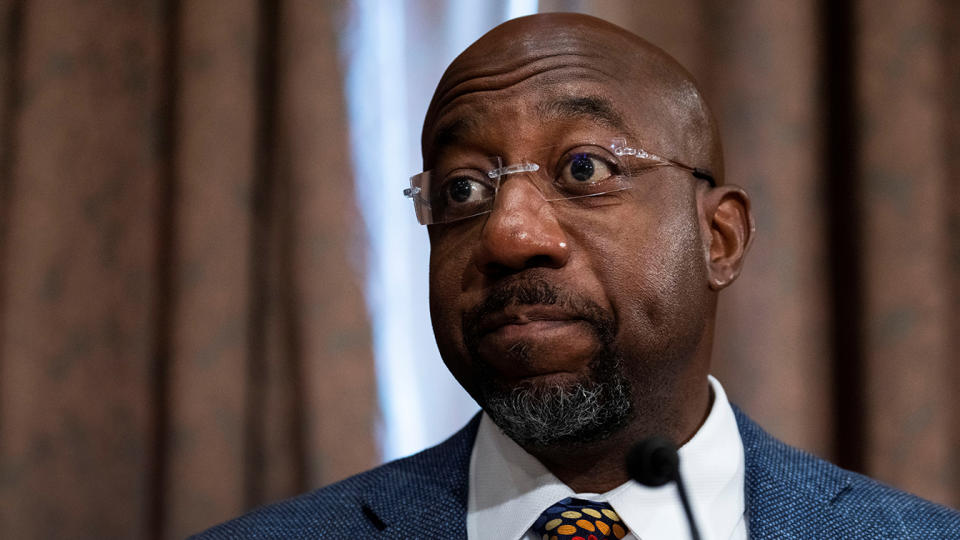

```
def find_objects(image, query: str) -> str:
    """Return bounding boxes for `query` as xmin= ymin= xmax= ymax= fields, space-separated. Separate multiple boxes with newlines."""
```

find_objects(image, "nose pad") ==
xmin=473 ymin=172 xmax=570 ymax=275
xmin=490 ymin=165 xmax=552 ymax=207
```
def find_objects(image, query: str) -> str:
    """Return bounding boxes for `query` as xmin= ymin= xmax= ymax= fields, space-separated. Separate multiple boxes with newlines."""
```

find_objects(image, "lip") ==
xmin=472 ymin=304 xmax=598 ymax=379
xmin=477 ymin=305 xmax=583 ymax=336
xmin=487 ymin=319 xmax=587 ymax=343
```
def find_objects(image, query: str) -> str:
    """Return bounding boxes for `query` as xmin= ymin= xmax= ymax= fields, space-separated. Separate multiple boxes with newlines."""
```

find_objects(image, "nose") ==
xmin=472 ymin=175 xmax=570 ymax=276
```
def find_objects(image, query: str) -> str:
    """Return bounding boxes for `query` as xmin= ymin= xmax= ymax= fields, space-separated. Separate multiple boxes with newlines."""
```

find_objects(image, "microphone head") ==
xmin=626 ymin=436 xmax=679 ymax=487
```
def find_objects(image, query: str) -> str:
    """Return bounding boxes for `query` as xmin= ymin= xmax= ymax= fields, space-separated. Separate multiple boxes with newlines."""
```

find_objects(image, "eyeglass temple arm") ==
xmin=662 ymin=158 xmax=715 ymax=187
xmin=614 ymin=142 xmax=715 ymax=187
xmin=691 ymin=168 xmax=716 ymax=187
xmin=643 ymin=159 xmax=716 ymax=187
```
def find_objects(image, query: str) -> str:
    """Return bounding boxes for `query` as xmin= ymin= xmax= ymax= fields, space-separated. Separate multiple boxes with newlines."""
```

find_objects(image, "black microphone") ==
xmin=626 ymin=436 xmax=702 ymax=540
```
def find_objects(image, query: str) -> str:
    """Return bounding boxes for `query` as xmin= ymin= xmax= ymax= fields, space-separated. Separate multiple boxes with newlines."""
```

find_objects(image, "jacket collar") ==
xmin=732 ymin=405 xmax=856 ymax=538
xmin=359 ymin=406 xmax=859 ymax=538
xmin=358 ymin=414 xmax=480 ymax=537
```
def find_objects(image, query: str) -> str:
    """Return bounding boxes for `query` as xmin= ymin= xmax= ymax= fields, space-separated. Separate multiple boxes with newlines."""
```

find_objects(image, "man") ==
xmin=196 ymin=13 xmax=960 ymax=539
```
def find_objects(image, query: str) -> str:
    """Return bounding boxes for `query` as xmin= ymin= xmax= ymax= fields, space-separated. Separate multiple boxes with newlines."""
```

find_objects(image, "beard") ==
xmin=462 ymin=278 xmax=634 ymax=448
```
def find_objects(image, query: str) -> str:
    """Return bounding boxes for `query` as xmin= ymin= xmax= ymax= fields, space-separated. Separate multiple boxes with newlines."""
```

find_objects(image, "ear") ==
xmin=698 ymin=185 xmax=755 ymax=290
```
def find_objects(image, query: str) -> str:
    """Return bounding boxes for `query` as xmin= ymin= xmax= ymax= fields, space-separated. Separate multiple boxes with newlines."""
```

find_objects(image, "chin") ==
xmin=475 ymin=348 xmax=635 ymax=448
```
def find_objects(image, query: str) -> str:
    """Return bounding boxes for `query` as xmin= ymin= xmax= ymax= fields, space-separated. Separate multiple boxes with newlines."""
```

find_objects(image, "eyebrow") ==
xmin=537 ymin=96 xmax=627 ymax=131
xmin=429 ymin=117 xmax=479 ymax=158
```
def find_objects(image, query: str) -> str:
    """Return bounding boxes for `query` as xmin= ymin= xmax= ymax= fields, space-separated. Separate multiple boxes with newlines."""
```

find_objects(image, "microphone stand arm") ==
xmin=672 ymin=470 xmax=701 ymax=540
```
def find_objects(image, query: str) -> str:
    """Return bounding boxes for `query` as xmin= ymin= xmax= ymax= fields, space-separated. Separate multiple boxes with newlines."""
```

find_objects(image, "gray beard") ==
xmin=462 ymin=277 xmax=634 ymax=448
xmin=479 ymin=349 xmax=634 ymax=448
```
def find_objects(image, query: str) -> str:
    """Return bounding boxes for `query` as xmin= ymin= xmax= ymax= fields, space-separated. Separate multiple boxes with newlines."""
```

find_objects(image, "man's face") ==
xmin=424 ymin=29 xmax=716 ymax=448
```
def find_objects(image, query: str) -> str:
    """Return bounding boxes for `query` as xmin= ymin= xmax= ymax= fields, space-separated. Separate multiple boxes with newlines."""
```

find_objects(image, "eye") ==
xmin=449 ymin=177 xmax=473 ymax=202
xmin=558 ymin=153 xmax=615 ymax=186
xmin=436 ymin=175 xmax=494 ymax=206
xmin=569 ymin=154 xmax=595 ymax=181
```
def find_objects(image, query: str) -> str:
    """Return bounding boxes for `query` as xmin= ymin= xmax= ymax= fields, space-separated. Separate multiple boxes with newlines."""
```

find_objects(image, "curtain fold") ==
xmin=0 ymin=1 xmax=164 ymax=537
xmin=164 ymin=0 xmax=256 ymax=534
xmin=856 ymin=0 xmax=955 ymax=503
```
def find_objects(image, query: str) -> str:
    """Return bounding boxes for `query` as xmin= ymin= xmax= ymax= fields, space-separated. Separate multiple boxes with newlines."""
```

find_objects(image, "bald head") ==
xmin=422 ymin=13 xmax=754 ymax=479
xmin=422 ymin=13 xmax=723 ymax=183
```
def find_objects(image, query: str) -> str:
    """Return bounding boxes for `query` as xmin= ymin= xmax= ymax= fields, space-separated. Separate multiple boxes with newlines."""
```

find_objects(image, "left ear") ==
xmin=697 ymin=185 xmax=755 ymax=290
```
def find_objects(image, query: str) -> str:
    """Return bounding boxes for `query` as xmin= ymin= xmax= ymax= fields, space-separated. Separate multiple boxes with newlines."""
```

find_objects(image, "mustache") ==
xmin=462 ymin=277 xmax=615 ymax=346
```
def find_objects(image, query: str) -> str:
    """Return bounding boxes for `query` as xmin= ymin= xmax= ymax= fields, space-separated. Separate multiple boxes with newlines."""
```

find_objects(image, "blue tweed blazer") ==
xmin=194 ymin=407 xmax=960 ymax=538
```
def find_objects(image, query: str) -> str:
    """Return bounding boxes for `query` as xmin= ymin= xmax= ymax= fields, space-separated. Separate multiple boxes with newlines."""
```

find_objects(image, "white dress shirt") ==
xmin=467 ymin=375 xmax=746 ymax=540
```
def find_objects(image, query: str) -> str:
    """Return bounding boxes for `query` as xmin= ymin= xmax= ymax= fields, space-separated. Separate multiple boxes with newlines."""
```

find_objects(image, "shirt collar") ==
xmin=467 ymin=375 xmax=746 ymax=540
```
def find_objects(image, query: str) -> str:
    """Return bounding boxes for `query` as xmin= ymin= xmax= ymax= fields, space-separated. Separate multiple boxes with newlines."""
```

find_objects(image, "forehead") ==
xmin=423 ymin=69 xmax=678 ymax=165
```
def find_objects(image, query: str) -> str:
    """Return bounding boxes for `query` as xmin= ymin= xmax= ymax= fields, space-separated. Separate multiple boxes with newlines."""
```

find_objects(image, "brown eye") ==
xmin=437 ymin=175 xmax=492 ymax=206
xmin=559 ymin=153 xmax=613 ymax=186
xmin=569 ymin=154 xmax=594 ymax=181
xmin=449 ymin=177 xmax=474 ymax=202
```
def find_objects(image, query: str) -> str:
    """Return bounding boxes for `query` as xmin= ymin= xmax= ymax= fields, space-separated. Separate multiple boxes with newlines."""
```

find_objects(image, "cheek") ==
xmin=428 ymin=232 xmax=491 ymax=397
xmin=428 ymin=232 xmax=474 ymax=349
xmin=428 ymin=256 xmax=458 ymax=331
xmin=590 ymin=202 xmax=707 ymax=340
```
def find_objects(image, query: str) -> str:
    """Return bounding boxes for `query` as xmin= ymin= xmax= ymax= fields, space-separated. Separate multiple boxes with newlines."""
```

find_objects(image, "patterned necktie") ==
xmin=531 ymin=497 xmax=629 ymax=540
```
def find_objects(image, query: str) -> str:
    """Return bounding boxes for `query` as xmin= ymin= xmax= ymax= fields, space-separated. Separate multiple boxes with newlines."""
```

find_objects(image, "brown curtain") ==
xmin=0 ymin=1 xmax=955 ymax=539
xmin=0 ymin=1 xmax=376 ymax=538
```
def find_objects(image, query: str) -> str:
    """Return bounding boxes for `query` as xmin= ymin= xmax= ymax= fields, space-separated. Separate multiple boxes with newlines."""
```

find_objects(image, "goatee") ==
xmin=463 ymin=278 xmax=634 ymax=448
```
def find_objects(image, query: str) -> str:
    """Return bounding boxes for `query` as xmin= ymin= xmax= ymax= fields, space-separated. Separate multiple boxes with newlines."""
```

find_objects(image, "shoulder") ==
xmin=190 ymin=414 xmax=481 ymax=539
xmin=733 ymin=405 xmax=960 ymax=539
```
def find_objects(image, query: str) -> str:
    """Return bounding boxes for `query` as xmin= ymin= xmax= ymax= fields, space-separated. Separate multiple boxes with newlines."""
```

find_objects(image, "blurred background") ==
xmin=0 ymin=0 xmax=957 ymax=538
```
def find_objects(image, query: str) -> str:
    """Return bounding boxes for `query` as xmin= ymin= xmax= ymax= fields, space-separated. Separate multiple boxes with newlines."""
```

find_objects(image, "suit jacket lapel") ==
xmin=733 ymin=406 xmax=861 ymax=538
xmin=359 ymin=414 xmax=481 ymax=538
xmin=358 ymin=406 xmax=887 ymax=538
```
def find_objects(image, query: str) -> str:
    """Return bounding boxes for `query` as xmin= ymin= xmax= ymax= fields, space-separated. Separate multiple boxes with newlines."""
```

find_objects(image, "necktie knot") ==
xmin=531 ymin=497 xmax=628 ymax=540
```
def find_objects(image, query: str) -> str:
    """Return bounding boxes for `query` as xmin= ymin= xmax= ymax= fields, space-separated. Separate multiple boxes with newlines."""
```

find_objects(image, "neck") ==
xmin=523 ymin=377 xmax=713 ymax=493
